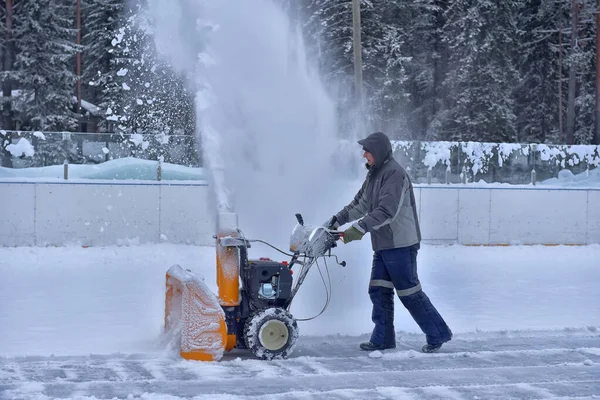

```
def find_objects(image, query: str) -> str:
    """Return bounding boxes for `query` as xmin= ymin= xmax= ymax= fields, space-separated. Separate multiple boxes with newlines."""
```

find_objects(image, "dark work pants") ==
xmin=368 ymin=244 xmax=452 ymax=347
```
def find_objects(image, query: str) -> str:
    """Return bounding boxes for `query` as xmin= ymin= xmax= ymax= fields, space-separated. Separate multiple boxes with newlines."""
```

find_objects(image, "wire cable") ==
xmin=295 ymin=257 xmax=333 ymax=321
xmin=234 ymin=229 xmax=340 ymax=321
xmin=248 ymin=239 xmax=295 ymax=257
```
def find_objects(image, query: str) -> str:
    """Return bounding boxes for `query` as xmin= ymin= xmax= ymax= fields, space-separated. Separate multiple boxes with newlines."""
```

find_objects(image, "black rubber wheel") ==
xmin=243 ymin=307 xmax=298 ymax=360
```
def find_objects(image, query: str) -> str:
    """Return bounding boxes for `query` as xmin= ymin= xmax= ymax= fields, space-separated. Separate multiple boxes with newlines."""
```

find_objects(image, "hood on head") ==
xmin=357 ymin=131 xmax=392 ymax=168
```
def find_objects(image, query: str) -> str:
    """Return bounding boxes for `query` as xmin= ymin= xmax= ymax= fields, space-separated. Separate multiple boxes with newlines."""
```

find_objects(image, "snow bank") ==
xmin=539 ymin=165 xmax=600 ymax=188
xmin=0 ymin=157 xmax=205 ymax=181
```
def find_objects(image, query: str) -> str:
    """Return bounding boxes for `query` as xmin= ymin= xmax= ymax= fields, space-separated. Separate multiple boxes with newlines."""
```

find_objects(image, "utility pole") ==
xmin=595 ymin=0 xmax=600 ymax=145
xmin=566 ymin=0 xmax=579 ymax=145
xmin=352 ymin=0 xmax=363 ymax=109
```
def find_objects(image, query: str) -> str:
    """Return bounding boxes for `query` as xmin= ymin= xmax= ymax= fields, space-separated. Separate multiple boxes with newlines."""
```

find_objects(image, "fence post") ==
xmin=445 ymin=165 xmax=450 ymax=184
xmin=461 ymin=166 xmax=467 ymax=184
xmin=63 ymin=160 xmax=68 ymax=180
xmin=531 ymin=169 xmax=536 ymax=186
xmin=427 ymin=169 xmax=432 ymax=185
xmin=157 ymin=159 xmax=162 ymax=181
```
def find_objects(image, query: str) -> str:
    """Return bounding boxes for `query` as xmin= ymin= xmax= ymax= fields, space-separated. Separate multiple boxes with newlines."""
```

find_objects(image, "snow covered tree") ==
xmin=568 ymin=0 xmax=597 ymax=144
xmin=513 ymin=0 xmax=562 ymax=144
xmin=11 ymin=0 xmax=80 ymax=131
xmin=81 ymin=0 xmax=125 ymax=127
xmin=303 ymin=0 xmax=411 ymax=137
xmin=0 ymin=0 xmax=15 ymax=167
xmin=304 ymin=0 xmax=355 ymax=126
xmin=362 ymin=1 xmax=411 ymax=136
xmin=104 ymin=4 xmax=195 ymax=138
xmin=402 ymin=0 xmax=449 ymax=141
xmin=441 ymin=0 xmax=521 ymax=142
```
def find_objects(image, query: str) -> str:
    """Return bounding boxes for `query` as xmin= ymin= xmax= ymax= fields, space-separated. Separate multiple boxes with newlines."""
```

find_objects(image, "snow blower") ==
xmin=164 ymin=212 xmax=346 ymax=361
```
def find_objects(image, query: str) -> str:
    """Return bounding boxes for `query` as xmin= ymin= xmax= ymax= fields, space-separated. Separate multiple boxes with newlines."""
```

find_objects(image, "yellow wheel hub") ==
xmin=259 ymin=319 xmax=289 ymax=351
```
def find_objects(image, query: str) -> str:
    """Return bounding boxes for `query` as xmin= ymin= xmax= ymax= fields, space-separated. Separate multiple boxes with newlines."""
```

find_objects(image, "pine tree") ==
xmin=361 ymin=0 xmax=410 ymax=136
xmin=0 ymin=0 xmax=14 ymax=167
xmin=441 ymin=0 xmax=520 ymax=142
xmin=403 ymin=0 xmax=449 ymax=141
xmin=304 ymin=0 xmax=355 ymax=124
xmin=303 ymin=0 xmax=411 ymax=136
xmin=514 ymin=0 xmax=562 ymax=143
xmin=12 ymin=0 xmax=80 ymax=131
xmin=81 ymin=0 xmax=125 ymax=128
xmin=0 ymin=2 xmax=5 ymax=65
xmin=106 ymin=5 xmax=194 ymax=137
xmin=570 ymin=0 xmax=596 ymax=144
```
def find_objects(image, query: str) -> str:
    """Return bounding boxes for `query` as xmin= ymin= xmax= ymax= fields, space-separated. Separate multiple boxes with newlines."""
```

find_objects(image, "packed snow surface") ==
xmin=1 ymin=243 xmax=599 ymax=399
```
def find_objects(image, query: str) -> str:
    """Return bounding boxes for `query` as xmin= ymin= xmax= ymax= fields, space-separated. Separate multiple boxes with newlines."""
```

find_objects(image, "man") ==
xmin=325 ymin=131 xmax=452 ymax=353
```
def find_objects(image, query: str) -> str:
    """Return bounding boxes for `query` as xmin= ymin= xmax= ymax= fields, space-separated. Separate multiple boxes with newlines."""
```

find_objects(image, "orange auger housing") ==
xmin=165 ymin=264 xmax=228 ymax=361
xmin=164 ymin=212 xmax=241 ymax=361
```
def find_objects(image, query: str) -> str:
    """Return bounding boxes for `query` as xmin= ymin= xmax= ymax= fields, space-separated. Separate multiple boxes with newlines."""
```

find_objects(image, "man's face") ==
xmin=363 ymin=150 xmax=375 ymax=166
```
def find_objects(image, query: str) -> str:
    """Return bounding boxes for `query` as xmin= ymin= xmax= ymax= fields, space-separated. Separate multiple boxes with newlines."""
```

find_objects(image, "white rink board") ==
xmin=34 ymin=184 xmax=161 ymax=246
xmin=417 ymin=187 xmax=595 ymax=245
xmin=419 ymin=188 xmax=459 ymax=243
xmin=1 ymin=182 xmax=213 ymax=247
xmin=0 ymin=184 xmax=35 ymax=246
xmin=587 ymin=190 xmax=600 ymax=244
xmin=488 ymin=189 xmax=588 ymax=245
xmin=159 ymin=185 xmax=215 ymax=245
xmin=457 ymin=189 xmax=491 ymax=245
xmin=1 ymin=182 xmax=599 ymax=246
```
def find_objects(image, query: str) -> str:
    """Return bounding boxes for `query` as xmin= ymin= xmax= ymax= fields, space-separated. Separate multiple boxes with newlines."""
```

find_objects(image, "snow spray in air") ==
xmin=146 ymin=0 xmax=375 ymax=335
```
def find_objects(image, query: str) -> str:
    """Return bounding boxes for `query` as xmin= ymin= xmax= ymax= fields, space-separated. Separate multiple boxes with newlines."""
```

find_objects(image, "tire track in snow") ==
xmin=2 ymin=346 xmax=598 ymax=384
xmin=1 ymin=330 xmax=600 ymax=399
xmin=2 ymin=364 xmax=598 ymax=400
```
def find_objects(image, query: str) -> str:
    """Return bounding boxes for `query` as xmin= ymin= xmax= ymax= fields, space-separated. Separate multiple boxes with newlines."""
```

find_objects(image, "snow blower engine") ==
xmin=164 ymin=212 xmax=345 ymax=361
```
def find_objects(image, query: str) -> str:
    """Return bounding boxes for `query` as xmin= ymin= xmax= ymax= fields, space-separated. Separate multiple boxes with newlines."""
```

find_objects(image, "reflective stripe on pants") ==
xmin=370 ymin=279 xmax=394 ymax=289
xmin=396 ymin=283 xmax=422 ymax=297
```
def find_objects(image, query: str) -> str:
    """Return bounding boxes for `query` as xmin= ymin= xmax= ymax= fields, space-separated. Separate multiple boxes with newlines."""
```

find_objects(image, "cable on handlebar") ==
xmin=295 ymin=257 xmax=333 ymax=321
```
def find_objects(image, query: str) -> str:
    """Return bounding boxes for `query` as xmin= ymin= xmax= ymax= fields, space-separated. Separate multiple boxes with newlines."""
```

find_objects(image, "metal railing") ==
xmin=390 ymin=141 xmax=600 ymax=185
xmin=0 ymin=130 xmax=201 ymax=169
xmin=2 ymin=130 xmax=599 ymax=185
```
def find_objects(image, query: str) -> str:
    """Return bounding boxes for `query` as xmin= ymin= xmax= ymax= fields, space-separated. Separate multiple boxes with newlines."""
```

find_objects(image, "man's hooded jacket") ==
xmin=335 ymin=132 xmax=421 ymax=251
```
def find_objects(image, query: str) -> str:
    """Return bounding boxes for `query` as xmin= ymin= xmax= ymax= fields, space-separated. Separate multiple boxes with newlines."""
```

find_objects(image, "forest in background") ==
xmin=1 ymin=0 xmax=600 ymax=148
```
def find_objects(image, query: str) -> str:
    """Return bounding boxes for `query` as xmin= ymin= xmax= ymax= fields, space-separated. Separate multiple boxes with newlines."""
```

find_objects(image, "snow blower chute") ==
xmin=165 ymin=212 xmax=345 ymax=361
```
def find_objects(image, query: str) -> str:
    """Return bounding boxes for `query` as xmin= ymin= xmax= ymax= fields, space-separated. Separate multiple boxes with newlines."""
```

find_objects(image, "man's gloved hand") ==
xmin=343 ymin=222 xmax=366 ymax=244
xmin=324 ymin=215 xmax=340 ymax=230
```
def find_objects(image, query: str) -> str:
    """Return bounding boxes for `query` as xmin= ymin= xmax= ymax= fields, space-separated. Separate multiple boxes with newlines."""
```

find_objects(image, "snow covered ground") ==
xmin=1 ymin=243 xmax=599 ymax=399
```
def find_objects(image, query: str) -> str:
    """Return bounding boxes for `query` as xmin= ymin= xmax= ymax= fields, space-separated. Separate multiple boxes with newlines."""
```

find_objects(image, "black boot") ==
xmin=421 ymin=343 xmax=443 ymax=353
xmin=421 ymin=330 xmax=452 ymax=353
xmin=359 ymin=341 xmax=396 ymax=351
